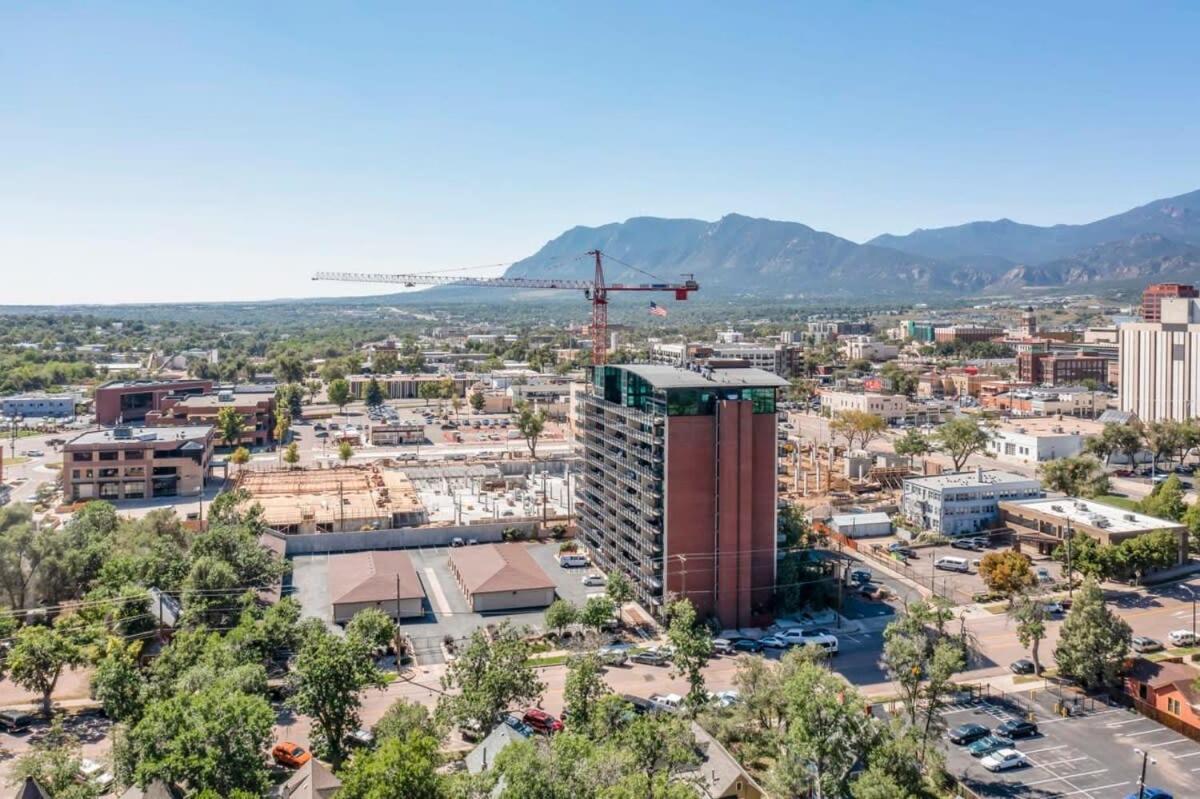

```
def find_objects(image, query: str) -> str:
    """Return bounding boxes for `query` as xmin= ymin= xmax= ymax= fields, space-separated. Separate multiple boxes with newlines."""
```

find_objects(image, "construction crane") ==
xmin=313 ymin=250 xmax=699 ymax=365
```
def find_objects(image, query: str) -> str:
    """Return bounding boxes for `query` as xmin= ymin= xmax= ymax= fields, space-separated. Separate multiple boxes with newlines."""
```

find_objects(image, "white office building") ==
xmin=902 ymin=468 xmax=1044 ymax=536
xmin=1 ymin=393 xmax=77 ymax=419
xmin=820 ymin=390 xmax=907 ymax=422
xmin=1119 ymin=297 xmax=1200 ymax=422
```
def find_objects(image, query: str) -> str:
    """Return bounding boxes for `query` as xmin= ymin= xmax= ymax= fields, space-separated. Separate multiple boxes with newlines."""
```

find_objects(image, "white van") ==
xmin=935 ymin=556 xmax=970 ymax=573
xmin=558 ymin=554 xmax=589 ymax=568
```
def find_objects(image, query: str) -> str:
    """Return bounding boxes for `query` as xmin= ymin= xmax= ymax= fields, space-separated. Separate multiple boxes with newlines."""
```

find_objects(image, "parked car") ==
xmin=581 ymin=573 xmax=606 ymax=587
xmin=1114 ymin=468 xmax=1134 ymax=477
xmin=947 ymin=723 xmax=990 ymax=745
xmin=502 ymin=715 xmax=536 ymax=737
xmin=631 ymin=648 xmax=671 ymax=666
xmin=711 ymin=638 xmax=736 ymax=655
xmin=621 ymin=694 xmax=655 ymax=715
xmin=450 ymin=537 xmax=465 ymax=547
xmin=951 ymin=538 xmax=976 ymax=551
xmin=849 ymin=568 xmax=872 ymax=584
xmin=780 ymin=629 xmax=839 ymax=654
xmin=349 ymin=727 xmax=375 ymax=747
xmin=980 ymin=748 xmax=1028 ymax=772
xmin=1132 ymin=636 xmax=1164 ymax=653
xmin=648 ymin=693 xmax=683 ymax=713
xmin=1035 ymin=567 xmax=1053 ymax=583
xmin=710 ymin=690 xmax=739 ymax=708
xmin=1175 ymin=464 xmax=1195 ymax=475
xmin=1042 ymin=601 xmax=1065 ymax=615
xmin=0 ymin=708 xmax=34 ymax=732
xmin=731 ymin=638 xmax=765 ymax=653
xmin=995 ymin=719 xmax=1038 ymax=739
xmin=272 ymin=741 xmax=312 ymax=769
xmin=78 ymin=759 xmax=114 ymax=789
xmin=1010 ymin=658 xmax=1036 ymax=675
xmin=522 ymin=708 xmax=564 ymax=734
xmin=597 ymin=646 xmax=629 ymax=666
xmin=758 ymin=635 xmax=791 ymax=650
xmin=1168 ymin=629 xmax=1197 ymax=647
xmin=1123 ymin=789 xmax=1173 ymax=799
xmin=967 ymin=734 xmax=1013 ymax=758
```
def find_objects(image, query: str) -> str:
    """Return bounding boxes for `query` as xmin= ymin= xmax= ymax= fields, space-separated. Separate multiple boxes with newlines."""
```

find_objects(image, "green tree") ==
xmin=544 ymin=599 xmax=578 ymax=637
xmin=328 ymin=377 xmax=351 ymax=414
xmin=438 ymin=621 xmax=545 ymax=729
xmin=229 ymin=445 xmax=250 ymax=473
xmin=90 ymin=637 xmax=147 ymax=723
xmin=9 ymin=622 xmax=86 ymax=717
xmin=978 ymin=550 xmax=1036 ymax=601
xmin=1009 ymin=594 xmax=1048 ymax=675
xmin=665 ymin=598 xmax=712 ymax=711
xmin=346 ymin=607 xmax=396 ymax=653
xmin=283 ymin=441 xmax=300 ymax=469
xmin=932 ymin=416 xmax=993 ymax=471
xmin=272 ymin=353 xmax=307 ymax=383
xmin=1053 ymin=578 xmax=1131 ymax=690
xmin=339 ymin=730 xmax=444 ymax=799
xmin=1116 ymin=529 xmax=1180 ymax=583
xmin=0 ymin=502 xmax=46 ymax=610
xmin=563 ymin=653 xmax=610 ymax=730
xmin=365 ymin=377 xmax=385 ymax=408
xmin=216 ymin=405 xmax=246 ymax=448
xmin=579 ymin=595 xmax=615 ymax=637
xmin=372 ymin=349 xmax=399 ymax=375
xmin=469 ymin=390 xmax=486 ymax=413
xmin=1107 ymin=422 xmax=1145 ymax=469
xmin=273 ymin=409 xmax=291 ymax=447
xmin=605 ymin=571 xmax=634 ymax=609
xmin=892 ymin=428 xmax=932 ymax=467
xmin=289 ymin=629 xmax=385 ymax=769
xmin=12 ymin=731 xmax=98 ymax=799
xmin=1144 ymin=419 xmax=1183 ymax=473
xmin=275 ymin=382 xmax=305 ymax=418
xmin=374 ymin=699 xmax=441 ymax=744
xmin=1053 ymin=532 xmax=1110 ymax=581
xmin=515 ymin=401 xmax=547 ymax=460
xmin=830 ymin=409 xmax=886 ymax=451
xmin=121 ymin=685 xmax=274 ymax=796
xmin=1139 ymin=475 xmax=1187 ymax=521
xmin=338 ymin=439 xmax=354 ymax=466
xmin=1038 ymin=455 xmax=1109 ymax=498
xmin=767 ymin=652 xmax=880 ymax=799
xmin=417 ymin=381 xmax=443 ymax=407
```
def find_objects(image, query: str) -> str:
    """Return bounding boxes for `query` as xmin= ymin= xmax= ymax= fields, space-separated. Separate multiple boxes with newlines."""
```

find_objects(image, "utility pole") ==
xmin=1066 ymin=518 xmax=1073 ymax=600
xmin=394 ymin=573 xmax=403 ymax=672
xmin=1134 ymin=747 xmax=1155 ymax=799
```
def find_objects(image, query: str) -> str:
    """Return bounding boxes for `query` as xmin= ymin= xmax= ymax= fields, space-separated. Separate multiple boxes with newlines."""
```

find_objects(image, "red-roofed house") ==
xmin=329 ymin=550 xmax=426 ymax=623
xmin=448 ymin=543 xmax=556 ymax=612
xmin=1124 ymin=657 xmax=1200 ymax=734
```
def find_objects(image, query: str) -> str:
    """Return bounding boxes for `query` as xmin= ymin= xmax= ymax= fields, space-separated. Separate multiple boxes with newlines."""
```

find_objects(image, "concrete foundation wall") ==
xmin=274 ymin=520 xmax=540 ymax=556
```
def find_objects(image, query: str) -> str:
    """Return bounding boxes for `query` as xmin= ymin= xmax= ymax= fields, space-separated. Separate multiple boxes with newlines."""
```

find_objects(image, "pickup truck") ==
xmin=648 ymin=693 xmax=683 ymax=713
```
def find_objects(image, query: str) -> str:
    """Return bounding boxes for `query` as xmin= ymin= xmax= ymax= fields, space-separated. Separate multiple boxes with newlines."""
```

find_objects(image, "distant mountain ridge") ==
xmin=408 ymin=188 xmax=1200 ymax=301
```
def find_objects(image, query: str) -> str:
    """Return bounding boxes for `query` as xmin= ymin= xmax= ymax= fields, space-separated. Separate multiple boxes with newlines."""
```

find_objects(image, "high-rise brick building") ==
xmin=575 ymin=364 xmax=786 ymax=628
xmin=1142 ymin=283 xmax=1199 ymax=323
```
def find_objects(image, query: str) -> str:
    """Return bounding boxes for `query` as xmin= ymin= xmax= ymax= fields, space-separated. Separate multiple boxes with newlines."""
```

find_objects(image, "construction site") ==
xmin=235 ymin=459 xmax=574 ymax=535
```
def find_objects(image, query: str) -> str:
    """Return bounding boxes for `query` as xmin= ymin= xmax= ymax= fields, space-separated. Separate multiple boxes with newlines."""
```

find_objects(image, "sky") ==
xmin=2 ymin=2 xmax=1199 ymax=305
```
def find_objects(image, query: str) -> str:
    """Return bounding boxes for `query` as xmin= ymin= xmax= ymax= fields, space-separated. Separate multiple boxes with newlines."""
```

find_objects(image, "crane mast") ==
xmin=313 ymin=250 xmax=698 ymax=365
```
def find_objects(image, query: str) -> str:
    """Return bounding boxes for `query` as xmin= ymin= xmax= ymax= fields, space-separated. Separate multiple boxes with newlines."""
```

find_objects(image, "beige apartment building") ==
xmin=64 ymin=425 xmax=214 ymax=502
xmin=1119 ymin=297 xmax=1200 ymax=422
xmin=820 ymin=390 xmax=907 ymax=421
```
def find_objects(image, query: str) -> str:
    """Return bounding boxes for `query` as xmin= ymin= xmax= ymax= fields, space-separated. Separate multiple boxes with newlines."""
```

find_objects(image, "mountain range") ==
xmin=410 ymin=188 xmax=1200 ymax=301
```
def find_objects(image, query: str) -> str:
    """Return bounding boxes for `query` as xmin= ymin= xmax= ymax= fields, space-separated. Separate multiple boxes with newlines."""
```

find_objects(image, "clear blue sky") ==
xmin=3 ymin=2 xmax=1198 ymax=304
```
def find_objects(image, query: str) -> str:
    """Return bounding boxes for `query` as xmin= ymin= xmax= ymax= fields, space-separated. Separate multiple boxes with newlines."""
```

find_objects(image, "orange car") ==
xmin=272 ymin=741 xmax=312 ymax=769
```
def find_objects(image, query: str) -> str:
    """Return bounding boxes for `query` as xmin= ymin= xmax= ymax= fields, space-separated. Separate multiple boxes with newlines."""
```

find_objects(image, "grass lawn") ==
xmin=1148 ymin=646 xmax=1200 ymax=662
xmin=1093 ymin=493 xmax=1139 ymax=511
xmin=527 ymin=654 xmax=570 ymax=668
xmin=3 ymin=456 xmax=30 ymax=465
xmin=982 ymin=603 xmax=1008 ymax=615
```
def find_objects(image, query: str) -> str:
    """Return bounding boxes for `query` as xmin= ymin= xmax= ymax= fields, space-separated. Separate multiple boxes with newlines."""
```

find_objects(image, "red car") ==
xmin=272 ymin=741 xmax=312 ymax=769
xmin=521 ymin=708 xmax=564 ymax=734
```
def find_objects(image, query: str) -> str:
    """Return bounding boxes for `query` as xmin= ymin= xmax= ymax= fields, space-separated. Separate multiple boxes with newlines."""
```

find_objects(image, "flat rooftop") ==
xmin=68 ymin=425 xmax=213 ymax=447
xmin=99 ymin=378 xmax=208 ymax=389
xmin=615 ymin=364 xmax=788 ymax=389
xmin=174 ymin=392 xmax=275 ymax=407
xmin=905 ymin=469 xmax=1040 ymax=491
xmin=236 ymin=466 xmax=424 ymax=526
xmin=1003 ymin=497 xmax=1183 ymax=534
xmin=995 ymin=417 xmax=1105 ymax=437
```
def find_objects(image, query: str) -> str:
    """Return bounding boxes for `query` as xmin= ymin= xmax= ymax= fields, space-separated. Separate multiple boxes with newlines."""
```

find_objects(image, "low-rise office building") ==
xmin=94 ymin=379 xmax=213 ymax=425
xmin=902 ymin=468 xmax=1043 ymax=536
xmin=985 ymin=417 xmax=1103 ymax=465
xmin=368 ymin=422 xmax=425 ymax=446
xmin=0 ymin=393 xmax=77 ymax=419
xmin=839 ymin=336 xmax=899 ymax=362
xmin=149 ymin=389 xmax=276 ymax=447
xmin=447 ymin=543 xmax=557 ymax=612
xmin=348 ymin=373 xmax=474 ymax=400
xmin=64 ymin=425 xmax=214 ymax=502
xmin=820 ymin=390 xmax=907 ymax=422
xmin=1001 ymin=497 xmax=1188 ymax=563
xmin=328 ymin=550 xmax=426 ymax=623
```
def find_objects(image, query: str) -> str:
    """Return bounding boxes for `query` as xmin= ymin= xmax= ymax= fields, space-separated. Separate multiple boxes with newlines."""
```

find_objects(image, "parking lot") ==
xmin=858 ymin=536 xmax=1067 ymax=604
xmin=291 ymin=541 xmax=605 ymax=665
xmin=943 ymin=689 xmax=1200 ymax=798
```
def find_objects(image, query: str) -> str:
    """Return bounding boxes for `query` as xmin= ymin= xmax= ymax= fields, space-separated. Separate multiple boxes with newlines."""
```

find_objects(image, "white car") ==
xmin=1168 ymin=629 xmax=1197 ymax=647
xmin=581 ymin=573 xmax=606 ymax=587
xmin=649 ymin=693 xmax=683 ymax=712
xmin=1042 ymin=601 xmax=1064 ymax=615
xmin=79 ymin=758 xmax=115 ymax=788
xmin=980 ymin=748 xmax=1027 ymax=772
xmin=779 ymin=629 xmax=839 ymax=654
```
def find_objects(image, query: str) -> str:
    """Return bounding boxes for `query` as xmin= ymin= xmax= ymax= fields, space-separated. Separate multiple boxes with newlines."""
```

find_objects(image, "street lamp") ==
xmin=1133 ymin=747 xmax=1156 ymax=799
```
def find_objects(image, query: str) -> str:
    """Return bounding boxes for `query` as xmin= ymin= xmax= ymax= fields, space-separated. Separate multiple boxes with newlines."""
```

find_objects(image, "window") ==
xmin=72 ymin=452 xmax=93 ymax=462
xmin=1168 ymin=697 xmax=1181 ymax=715
xmin=98 ymin=451 xmax=118 ymax=461
xmin=98 ymin=468 xmax=119 ymax=478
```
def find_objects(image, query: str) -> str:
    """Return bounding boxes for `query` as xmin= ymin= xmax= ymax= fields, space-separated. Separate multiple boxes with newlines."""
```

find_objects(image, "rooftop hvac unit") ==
xmin=113 ymin=426 xmax=132 ymax=439
xmin=218 ymin=390 xmax=234 ymax=402
xmin=1051 ymin=504 xmax=1064 ymax=512
xmin=1124 ymin=513 xmax=1137 ymax=521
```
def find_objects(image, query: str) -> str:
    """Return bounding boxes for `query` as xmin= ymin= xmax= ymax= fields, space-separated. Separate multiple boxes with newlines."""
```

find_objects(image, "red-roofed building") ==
xmin=1124 ymin=657 xmax=1200 ymax=734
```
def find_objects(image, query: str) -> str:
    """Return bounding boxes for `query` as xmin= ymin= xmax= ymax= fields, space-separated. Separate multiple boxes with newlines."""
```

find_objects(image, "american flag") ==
xmin=648 ymin=301 xmax=667 ymax=317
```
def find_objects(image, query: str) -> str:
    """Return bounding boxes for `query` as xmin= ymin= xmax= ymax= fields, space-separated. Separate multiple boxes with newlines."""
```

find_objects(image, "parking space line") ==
xmin=1053 ymin=781 xmax=1130 ymax=796
xmin=1124 ymin=726 xmax=1178 ymax=737
xmin=1032 ymin=755 xmax=1089 ymax=768
xmin=1022 ymin=744 xmax=1068 ymax=755
xmin=1152 ymin=738 xmax=1192 ymax=746
xmin=1173 ymin=750 xmax=1200 ymax=758
xmin=1020 ymin=767 xmax=1109 ymax=785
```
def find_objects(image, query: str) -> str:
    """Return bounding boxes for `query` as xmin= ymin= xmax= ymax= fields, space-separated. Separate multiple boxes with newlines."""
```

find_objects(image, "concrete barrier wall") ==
xmin=276 ymin=520 xmax=541 ymax=556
